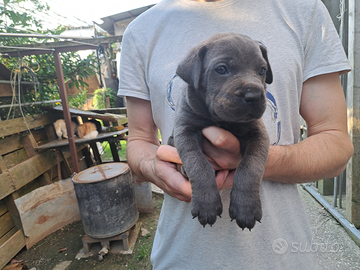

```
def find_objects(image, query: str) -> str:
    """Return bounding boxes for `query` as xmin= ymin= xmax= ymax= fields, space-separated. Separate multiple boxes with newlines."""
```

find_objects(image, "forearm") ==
xmin=125 ymin=96 xmax=160 ymax=183
xmin=127 ymin=138 xmax=159 ymax=183
xmin=264 ymin=131 xmax=353 ymax=184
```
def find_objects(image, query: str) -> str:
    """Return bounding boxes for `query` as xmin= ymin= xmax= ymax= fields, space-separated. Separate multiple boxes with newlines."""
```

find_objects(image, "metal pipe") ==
xmin=0 ymin=80 xmax=33 ymax=84
xmin=0 ymin=33 xmax=93 ymax=39
xmin=302 ymin=184 xmax=360 ymax=246
xmin=53 ymin=51 xmax=79 ymax=173
xmin=0 ymin=100 xmax=61 ymax=109
xmin=0 ymin=45 xmax=55 ymax=51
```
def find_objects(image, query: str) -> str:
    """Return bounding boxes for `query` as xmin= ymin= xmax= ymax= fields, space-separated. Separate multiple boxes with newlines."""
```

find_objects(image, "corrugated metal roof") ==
xmin=97 ymin=4 xmax=155 ymax=35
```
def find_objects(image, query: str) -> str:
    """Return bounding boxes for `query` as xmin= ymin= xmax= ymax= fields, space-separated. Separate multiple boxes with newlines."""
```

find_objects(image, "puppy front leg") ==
xmin=174 ymin=129 xmax=223 ymax=227
xmin=229 ymin=126 xmax=269 ymax=230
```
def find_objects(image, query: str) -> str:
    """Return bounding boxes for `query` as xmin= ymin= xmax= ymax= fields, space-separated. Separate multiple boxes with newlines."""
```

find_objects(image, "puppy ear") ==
xmin=176 ymin=46 xmax=207 ymax=89
xmin=259 ymin=45 xmax=273 ymax=84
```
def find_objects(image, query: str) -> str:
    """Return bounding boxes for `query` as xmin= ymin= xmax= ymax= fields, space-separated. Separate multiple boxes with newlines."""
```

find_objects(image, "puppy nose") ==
xmin=240 ymin=89 xmax=262 ymax=103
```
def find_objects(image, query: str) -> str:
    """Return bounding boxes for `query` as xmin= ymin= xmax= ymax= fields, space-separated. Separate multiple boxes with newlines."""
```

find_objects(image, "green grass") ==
xmin=135 ymin=241 xmax=152 ymax=262
xmin=101 ymin=140 xmax=127 ymax=162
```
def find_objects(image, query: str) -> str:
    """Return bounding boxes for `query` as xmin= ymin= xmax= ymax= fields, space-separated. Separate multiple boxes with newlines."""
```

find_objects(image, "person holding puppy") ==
xmin=118 ymin=0 xmax=353 ymax=269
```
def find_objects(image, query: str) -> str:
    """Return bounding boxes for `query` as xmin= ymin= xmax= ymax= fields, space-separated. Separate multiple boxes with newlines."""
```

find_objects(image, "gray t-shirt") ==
xmin=118 ymin=0 xmax=350 ymax=269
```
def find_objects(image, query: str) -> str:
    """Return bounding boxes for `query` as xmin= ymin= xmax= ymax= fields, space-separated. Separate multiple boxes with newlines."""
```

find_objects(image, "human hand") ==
xmin=202 ymin=126 xmax=241 ymax=190
xmin=155 ymin=126 xmax=241 ymax=200
xmin=154 ymin=145 xmax=192 ymax=202
xmin=202 ymin=126 xmax=241 ymax=170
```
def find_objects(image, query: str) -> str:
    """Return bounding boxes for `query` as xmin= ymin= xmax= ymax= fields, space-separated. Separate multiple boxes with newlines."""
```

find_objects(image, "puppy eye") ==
xmin=215 ymin=65 xmax=228 ymax=75
xmin=259 ymin=67 xmax=266 ymax=76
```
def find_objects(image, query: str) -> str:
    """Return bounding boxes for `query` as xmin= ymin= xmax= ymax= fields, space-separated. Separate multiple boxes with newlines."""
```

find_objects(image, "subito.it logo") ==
xmin=272 ymin=238 xmax=288 ymax=254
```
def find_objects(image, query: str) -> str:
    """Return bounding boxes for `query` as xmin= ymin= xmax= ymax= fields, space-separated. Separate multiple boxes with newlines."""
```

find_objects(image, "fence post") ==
xmin=346 ymin=0 xmax=360 ymax=228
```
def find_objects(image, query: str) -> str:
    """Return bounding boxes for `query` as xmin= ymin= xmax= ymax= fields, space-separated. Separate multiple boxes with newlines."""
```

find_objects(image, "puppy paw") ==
xmin=229 ymin=190 xmax=262 ymax=231
xmin=191 ymin=191 xmax=222 ymax=227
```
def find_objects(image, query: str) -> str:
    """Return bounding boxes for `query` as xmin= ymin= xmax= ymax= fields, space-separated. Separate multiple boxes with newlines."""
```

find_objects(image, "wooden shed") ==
xmin=0 ymin=36 xmax=129 ymax=269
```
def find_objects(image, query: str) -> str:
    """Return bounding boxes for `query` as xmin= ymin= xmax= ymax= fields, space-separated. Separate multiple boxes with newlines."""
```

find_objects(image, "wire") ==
xmin=6 ymin=59 xmax=45 ymax=120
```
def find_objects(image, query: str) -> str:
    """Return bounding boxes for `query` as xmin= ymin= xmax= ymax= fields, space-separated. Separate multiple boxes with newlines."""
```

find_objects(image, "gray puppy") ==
xmin=168 ymin=33 xmax=272 ymax=230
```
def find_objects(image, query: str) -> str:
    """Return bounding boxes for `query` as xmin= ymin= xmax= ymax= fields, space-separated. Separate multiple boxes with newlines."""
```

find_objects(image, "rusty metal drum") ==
xmin=72 ymin=163 xmax=138 ymax=238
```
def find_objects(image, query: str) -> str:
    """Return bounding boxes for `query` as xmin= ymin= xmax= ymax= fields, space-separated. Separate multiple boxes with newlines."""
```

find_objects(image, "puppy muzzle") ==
xmin=236 ymin=87 xmax=263 ymax=104
xmin=210 ymin=89 xmax=266 ymax=122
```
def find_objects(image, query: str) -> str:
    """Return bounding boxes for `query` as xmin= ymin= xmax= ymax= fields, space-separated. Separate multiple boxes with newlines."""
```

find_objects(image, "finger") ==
xmin=157 ymin=144 xmax=182 ymax=164
xmin=215 ymin=170 xmax=229 ymax=189
xmin=170 ymin=173 xmax=192 ymax=199
xmin=155 ymin=172 xmax=191 ymax=202
xmin=216 ymin=170 xmax=235 ymax=191
xmin=154 ymin=158 xmax=190 ymax=201
xmin=202 ymin=137 xmax=241 ymax=170
xmin=202 ymin=126 xmax=240 ymax=154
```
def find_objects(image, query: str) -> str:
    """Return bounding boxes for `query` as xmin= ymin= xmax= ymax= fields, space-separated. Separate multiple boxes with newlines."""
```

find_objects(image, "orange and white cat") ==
xmin=77 ymin=122 xmax=98 ymax=139
xmin=54 ymin=119 xmax=78 ymax=140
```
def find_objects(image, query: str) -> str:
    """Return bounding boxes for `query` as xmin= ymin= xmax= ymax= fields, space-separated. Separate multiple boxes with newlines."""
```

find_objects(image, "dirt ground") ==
xmin=6 ymin=185 xmax=360 ymax=270
xmin=10 ymin=193 xmax=164 ymax=270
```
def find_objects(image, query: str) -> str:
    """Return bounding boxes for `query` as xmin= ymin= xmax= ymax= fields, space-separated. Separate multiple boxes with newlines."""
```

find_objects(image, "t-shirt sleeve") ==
xmin=303 ymin=0 xmax=351 ymax=81
xmin=117 ymin=27 xmax=150 ymax=101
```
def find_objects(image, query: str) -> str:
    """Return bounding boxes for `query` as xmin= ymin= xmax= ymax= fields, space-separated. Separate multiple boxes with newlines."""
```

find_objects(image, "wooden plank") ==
xmin=0 ymin=212 xmax=14 ymax=237
xmin=3 ymin=149 xmax=28 ymax=169
xmin=15 ymin=178 xmax=81 ymax=249
xmin=0 ymin=156 xmax=7 ymax=173
xmin=21 ymin=133 xmax=38 ymax=158
xmin=0 ymin=200 xmax=7 ymax=216
xmin=0 ymin=229 xmax=26 ymax=270
xmin=38 ymin=172 xmax=52 ymax=186
xmin=30 ymin=128 xmax=49 ymax=145
xmin=0 ymin=172 xmax=16 ymax=201
xmin=0 ymin=135 xmax=23 ymax=156
xmin=88 ymin=107 xmax=127 ymax=115
xmin=35 ymin=128 xmax=128 ymax=150
xmin=4 ymin=192 xmax=22 ymax=231
xmin=17 ymin=180 xmax=41 ymax=198
xmin=0 ymin=113 xmax=57 ymax=138
xmin=0 ymin=227 xmax=16 ymax=247
xmin=46 ymin=106 xmax=121 ymax=122
xmin=0 ymin=83 xmax=12 ymax=98
xmin=9 ymin=150 xmax=57 ymax=190
xmin=58 ymin=151 xmax=72 ymax=179
xmin=105 ymin=113 xmax=127 ymax=126
xmin=44 ymin=123 xmax=57 ymax=142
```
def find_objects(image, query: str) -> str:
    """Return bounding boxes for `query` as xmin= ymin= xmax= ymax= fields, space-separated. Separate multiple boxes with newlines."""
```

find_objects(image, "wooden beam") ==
xmin=346 ymin=0 xmax=360 ymax=228
xmin=0 ymin=135 xmax=23 ymax=156
xmin=4 ymin=192 xmax=22 ymax=231
xmin=0 ymin=172 xmax=16 ymax=201
xmin=8 ymin=151 xmax=57 ymax=190
xmin=0 ymin=212 xmax=14 ymax=237
xmin=0 ymin=201 xmax=7 ymax=216
xmin=0 ymin=229 xmax=26 ymax=269
xmin=22 ymin=133 xmax=52 ymax=186
xmin=0 ymin=36 xmax=122 ymax=57
xmin=0 ymin=113 xmax=57 ymax=138
xmin=46 ymin=106 xmax=122 ymax=122
xmin=14 ymin=178 xmax=81 ymax=249
xmin=0 ymin=227 xmax=17 ymax=247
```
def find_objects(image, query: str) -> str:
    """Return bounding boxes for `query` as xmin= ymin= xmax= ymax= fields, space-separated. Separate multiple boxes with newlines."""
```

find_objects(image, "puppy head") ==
xmin=176 ymin=33 xmax=273 ymax=123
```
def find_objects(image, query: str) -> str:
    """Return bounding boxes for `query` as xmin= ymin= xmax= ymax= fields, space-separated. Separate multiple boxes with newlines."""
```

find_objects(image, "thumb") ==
xmin=202 ymin=126 xmax=240 ymax=155
xmin=156 ymin=144 xmax=182 ymax=164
